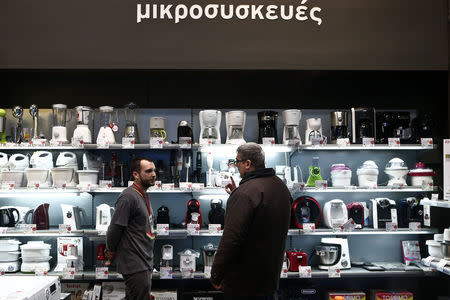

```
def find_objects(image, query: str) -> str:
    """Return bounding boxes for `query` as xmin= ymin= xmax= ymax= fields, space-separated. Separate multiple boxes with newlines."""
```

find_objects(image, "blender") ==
xmin=306 ymin=157 xmax=323 ymax=187
xmin=257 ymin=111 xmax=278 ymax=144
xmin=330 ymin=111 xmax=348 ymax=143
xmin=225 ymin=111 xmax=246 ymax=145
xmin=199 ymin=110 xmax=221 ymax=145
xmin=51 ymin=104 xmax=71 ymax=144
xmin=124 ymin=102 xmax=139 ymax=143
xmin=282 ymin=109 xmax=301 ymax=145
xmin=96 ymin=106 xmax=117 ymax=144
xmin=11 ymin=106 xmax=24 ymax=144
xmin=304 ymin=118 xmax=323 ymax=145
xmin=29 ymin=104 xmax=39 ymax=140
xmin=0 ymin=109 xmax=6 ymax=143
xmin=384 ymin=157 xmax=409 ymax=186
xmin=73 ymin=106 xmax=94 ymax=143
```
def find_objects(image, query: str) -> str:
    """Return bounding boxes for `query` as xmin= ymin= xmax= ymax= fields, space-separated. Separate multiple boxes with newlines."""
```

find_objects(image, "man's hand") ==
xmin=105 ymin=250 xmax=116 ymax=266
xmin=211 ymin=282 xmax=222 ymax=291
xmin=225 ymin=176 xmax=236 ymax=194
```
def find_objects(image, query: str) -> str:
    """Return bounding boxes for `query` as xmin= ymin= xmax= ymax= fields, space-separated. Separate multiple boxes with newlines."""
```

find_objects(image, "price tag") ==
xmin=179 ymin=182 xmax=193 ymax=192
xmin=299 ymin=266 xmax=312 ymax=278
xmin=332 ymin=223 xmax=345 ymax=233
xmin=98 ymin=230 xmax=107 ymax=236
xmin=423 ymin=182 xmax=434 ymax=191
xmin=50 ymin=140 xmax=63 ymax=147
xmin=337 ymin=138 xmax=350 ymax=147
xmin=385 ymin=222 xmax=398 ymax=231
xmin=0 ymin=227 xmax=7 ymax=234
xmin=35 ymin=268 xmax=48 ymax=276
xmin=181 ymin=268 xmax=194 ymax=279
xmin=150 ymin=137 xmax=164 ymax=149
xmin=315 ymin=180 xmax=327 ymax=189
xmin=208 ymin=224 xmax=222 ymax=234
xmin=149 ymin=181 xmax=162 ymax=191
xmin=431 ymin=194 xmax=439 ymax=201
xmin=280 ymin=266 xmax=288 ymax=278
xmin=24 ymin=224 xmax=37 ymax=234
xmin=179 ymin=137 xmax=192 ymax=149
xmin=160 ymin=267 xmax=173 ymax=279
xmin=59 ymin=224 xmax=72 ymax=234
xmin=0 ymin=268 xmax=5 ymax=276
xmin=157 ymin=224 xmax=169 ymax=236
xmin=287 ymin=140 xmax=301 ymax=146
xmin=62 ymin=267 xmax=76 ymax=279
xmin=97 ymin=139 xmax=110 ymax=149
xmin=408 ymin=222 xmax=421 ymax=231
xmin=423 ymin=256 xmax=434 ymax=266
xmin=32 ymin=138 xmax=47 ymax=146
xmin=122 ymin=137 xmax=135 ymax=149
xmin=391 ymin=208 xmax=398 ymax=225
xmin=421 ymin=138 xmax=433 ymax=148
xmin=437 ymin=259 xmax=447 ymax=272
xmin=187 ymin=223 xmax=200 ymax=236
xmin=95 ymin=267 xmax=109 ymax=279
xmin=204 ymin=266 xmax=212 ymax=278
xmin=292 ymin=182 xmax=305 ymax=193
xmin=423 ymin=205 xmax=431 ymax=227
xmin=99 ymin=180 xmax=113 ymax=189
xmin=71 ymin=138 xmax=84 ymax=148
xmin=79 ymin=183 xmax=92 ymax=192
xmin=161 ymin=183 xmax=175 ymax=191
xmin=388 ymin=137 xmax=401 ymax=147
xmin=343 ymin=218 xmax=357 ymax=232
xmin=362 ymin=137 xmax=375 ymax=147
xmin=303 ymin=223 xmax=316 ymax=233
xmin=262 ymin=137 xmax=275 ymax=145
xmin=192 ymin=183 xmax=205 ymax=191
xmin=311 ymin=137 xmax=324 ymax=147
xmin=1 ymin=181 xmax=15 ymax=190
xmin=328 ymin=266 xmax=341 ymax=278
xmin=344 ymin=185 xmax=357 ymax=190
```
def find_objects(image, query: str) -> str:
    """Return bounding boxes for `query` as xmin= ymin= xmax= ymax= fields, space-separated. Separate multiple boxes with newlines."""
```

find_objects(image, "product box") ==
xmin=181 ymin=290 xmax=224 ymax=300
xmin=151 ymin=289 xmax=177 ymax=300
xmin=102 ymin=282 xmax=126 ymax=300
xmin=61 ymin=282 xmax=90 ymax=300
xmin=370 ymin=290 xmax=413 ymax=300
xmin=328 ymin=291 xmax=366 ymax=300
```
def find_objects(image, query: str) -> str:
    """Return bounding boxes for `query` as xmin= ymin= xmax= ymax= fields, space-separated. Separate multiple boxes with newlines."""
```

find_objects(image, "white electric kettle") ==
xmin=96 ymin=204 xmax=115 ymax=231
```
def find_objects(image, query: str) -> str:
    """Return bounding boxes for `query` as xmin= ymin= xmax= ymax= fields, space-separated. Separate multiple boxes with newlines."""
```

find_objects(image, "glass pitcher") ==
xmin=52 ymin=104 xmax=71 ymax=127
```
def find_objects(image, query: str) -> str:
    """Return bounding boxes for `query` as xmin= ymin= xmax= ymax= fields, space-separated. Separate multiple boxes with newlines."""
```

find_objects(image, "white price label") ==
xmin=59 ymin=224 xmax=72 ymax=234
xmin=35 ymin=268 xmax=48 ymax=276
xmin=128 ymin=181 xmax=134 ymax=187
xmin=50 ymin=140 xmax=63 ymax=147
xmin=0 ymin=227 xmax=7 ymax=234
xmin=24 ymin=224 xmax=37 ymax=234
xmin=208 ymin=224 xmax=222 ymax=234
xmin=292 ymin=182 xmax=305 ymax=193
xmin=97 ymin=139 xmax=110 ymax=149
xmin=287 ymin=140 xmax=301 ymax=146
xmin=390 ymin=208 xmax=398 ymax=225
xmin=28 ymin=182 xmax=40 ymax=190
xmin=99 ymin=180 xmax=113 ymax=189
xmin=192 ymin=183 xmax=205 ymax=191
xmin=328 ymin=266 xmax=341 ymax=278
xmin=280 ymin=266 xmax=288 ymax=278
xmin=32 ymin=138 xmax=47 ymax=146
xmin=62 ymin=267 xmax=76 ymax=279
xmin=161 ymin=183 xmax=175 ymax=191
xmin=179 ymin=137 xmax=192 ymax=149
xmin=362 ymin=138 xmax=375 ymax=147
xmin=408 ymin=222 xmax=421 ymax=231
xmin=423 ymin=256 xmax=434 ymax=266
xmin=262 ymin=137 xmax=275 ymax=145
xmin=423 ymin=205 xmax=431 ymax=227
xmin=98 ymin=230 xmax=107 ymax=236
xmin=437 ymin=259 xmax=447 ymax=272
xmin=337 ymin=138 xmax=350 ymax=147
xmin=303 ymin=223 xmax=316 ymax=233
xmin=315 ymin=180 xmax=327 ymax=189
xmin=179 ymin=182 xmax=193 ymax=192
xmin=204 ymin=266 xmax=212 ymax=278
xmin=388 ymin=137 xmax=401 ymax=147
xmin=181 ymin=268 xmax=194 ymax=279
xmin=343 ymin=218 xmax=357 ymax=232
xmin=95 ymin=267 xmax=109 ymax=279
xmin=160 ymin=267 xmax=173 ymax=279
xmin=150 ymin=137 xmax=164 ymax=149
xmin=311 ymin=137 xmax=324 ymax=147
xmin=71 ymin=138 xmax=84 ymax=148
xmin=157 ymin=224 xmax=169 ymax=236
xmin=187 ymin=223 xmax=200 ymax=235
xmin=421 ymin=138 xmax=433 ymax=148
xmin=385 ymin=222 xmax=398 ymax=231
xmin=79 ymin=183 xmax=92 ymax=192
xmin=1 ymin=181 xmax=15 ymax=190
xmin=332 ymin=223 xmax=345 ymax=233
xmin=423 ymin=182 xmax=434 ymax=191
xmin=299 ymin=266 xmax=312 ymax=278
xmin=122 ymin=137 xmax=135 ymax=149
xmin=149 ymin=181 xmax=162 ymax=191
xmin=431 ymin=194 xmax=439 ymax=201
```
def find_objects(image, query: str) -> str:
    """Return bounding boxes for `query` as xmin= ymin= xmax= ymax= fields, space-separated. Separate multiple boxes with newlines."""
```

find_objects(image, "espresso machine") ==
xmin=376 ymin=111 xmax=411 ymax=143
xmin=304 ymin=118 xmax=323 ymax=145
xmin=257 ymin=111 xmax=278 ymax=144
xmin=330 ymin=111 xmax=348 ymax=143
xmin=96 ymin=106 xmax=116 ymax=144
xmin=124 ymin=102 xmax=139 ymax=143
xmin=411 ymin=111 xmax=435 ymax=143
xmin=370 ymin=198 xmax=396 ymax=229
xmin=282 ymin=109 xmax=301 ymax=145
xmin=29 ymin=104 xmax=39 ymax=140
xmin=177 ymin=120 xmax=194 ymax=144
xmin=73 ymin=106 xmax=94 ymax=143
xmin=11 ymin=106 xmax=24 ymax=143
xmin=351 ymin=107 xmax=376 ymax=144
xmin=225 ymin=111 xmax=246 ymax=145
xmin=0 ymin=109 xmax=6 ymax=143
xmin=199 ymin=110 xmax=221 ymax=145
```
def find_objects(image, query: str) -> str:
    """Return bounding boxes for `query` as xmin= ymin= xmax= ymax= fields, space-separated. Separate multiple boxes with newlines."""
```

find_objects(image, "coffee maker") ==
xmin=292 ymin=196 xmax=322 ymax=229
xmin=411 ymin=111 xmax=435 ymax=143
xmin=397 ymin=197 xmax=423 ymax=228
xmin=124 ymin=102 xmax=139 ymax=143
xmin=304 ymin=118 xmax=323 ymax=145
xmin=150 ymin=117 xmax=167 ymax=141
xmin=225 ymin=111 xmax=246 ymax=145
xmin=0 ymin=109 xmax=6 ymax=143
xmin=73 ymin=106 xmax=94 ymax=143
xmin=351 ymin=107 xmax=376 ymax=144
xmin=330 ymin=111 xmax=348 ymax=143
xmin=96 ymin=106 xmax=117 ymax=144
xmin=177 ymin=120 xmax=194 ymax=144
xmin=199 ymin=110 xmax=221 ymax=145
xmin=257 ymin=111 xmax=278 ymax=144
xmin=282 ymin=109 xmax=302 ymax=145
xmin=370 ymin=198 xmax=396 ymax=229
xmin=376 ymin=111 xmax=411 ymax=143
xmin=51 ymin=104 xmax=71 ymax=144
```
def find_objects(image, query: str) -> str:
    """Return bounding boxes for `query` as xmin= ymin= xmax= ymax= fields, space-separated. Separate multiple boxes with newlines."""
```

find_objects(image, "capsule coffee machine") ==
xmin=51 ymin=104 xmax=71 ymax=144
xmin=370 ymin=198 xmax=396 ymax=229
xmin=199 ymin=110 xmax=221 ymax=145
xmin=351 ymin=107 xmax=376 ymax=144
xmin=376 ymin=111 xmax=411 ymax=143
xmin=257 ymin=111 xmax=278 ymax=144
xmin=73 ymin=106 xmax=94 ymax=143
xmin=282 ymin=109 xmax=301 ymax=145
xmin=304 ymin=118 xmax=323 ymax=145
xmin=0 ymin=109 xmax=6 ymax=143
xmin=225 ymin=111 xmax=246 ymax=145
xmin=330 ymin=111 xmax=348 ymax=143
xmin=124 ymin=102 xmax=139 ymax=143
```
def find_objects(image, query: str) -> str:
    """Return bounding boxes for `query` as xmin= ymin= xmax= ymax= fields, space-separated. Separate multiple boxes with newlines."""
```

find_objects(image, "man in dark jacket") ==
xmin=210 ymin=142 xmax=292 ymax=299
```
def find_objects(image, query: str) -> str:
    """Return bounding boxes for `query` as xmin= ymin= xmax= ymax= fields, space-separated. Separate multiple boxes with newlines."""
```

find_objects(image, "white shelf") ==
xmin=297 ymin=186 xmax=437 ymax=193
xmin=0 ymin=229 xmax=84 ymax=237
xmin=0 ymin=143 xmax=199 ymax=150
xmin=288 ymin=228 xmax=437 ymax=236
xmin=420 ymin=199 xmax=450 ymax=208
xmin=298 ymin=144 xmax=436 ymax=151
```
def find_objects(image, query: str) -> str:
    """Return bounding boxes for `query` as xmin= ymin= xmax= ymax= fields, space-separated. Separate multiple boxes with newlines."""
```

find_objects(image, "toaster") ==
xmin=286 ymin=249 xmax=308 ymax=272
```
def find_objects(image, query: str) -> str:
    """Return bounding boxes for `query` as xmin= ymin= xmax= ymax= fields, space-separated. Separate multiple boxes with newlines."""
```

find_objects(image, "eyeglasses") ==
xmin=235 ymin=158 xmax=246 ymax=164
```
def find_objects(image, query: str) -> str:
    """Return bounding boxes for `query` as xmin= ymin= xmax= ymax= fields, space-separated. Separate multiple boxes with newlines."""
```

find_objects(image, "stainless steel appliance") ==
xmin=201 ymin=243 xmax=217 ymax=268
xmin=330 ymin=111 xmax=348 ymax=143
xmin=315 ymin=238 xmax=351 ymax=270
xmin=29 ymin=104 xmax=39 ymax=140
xmin=124 ymin=102 xmax=139 ymax=142
xmin=11 ymin=106 xmax=24 ymax=143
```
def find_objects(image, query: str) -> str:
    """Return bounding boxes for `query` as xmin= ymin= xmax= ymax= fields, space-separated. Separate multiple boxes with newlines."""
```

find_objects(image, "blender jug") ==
xmin=96 ymin=106 xmax=117 ymax=144
xmin=73 ymin=106 xmax=94 ymax=143
xmin=51 ymin=104 xmax=72 ymax=143
xmin=124 ymin=102 xmax=139 ymax=142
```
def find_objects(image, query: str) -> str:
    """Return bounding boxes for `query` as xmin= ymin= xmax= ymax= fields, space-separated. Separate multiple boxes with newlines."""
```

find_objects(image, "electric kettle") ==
xmin=96 ymin=204 xmax=115 ymax=231
xmin=0 ymin=207 xmax=19 ymax=227
xmin=24 ymin=203 xmax=50 ymax=230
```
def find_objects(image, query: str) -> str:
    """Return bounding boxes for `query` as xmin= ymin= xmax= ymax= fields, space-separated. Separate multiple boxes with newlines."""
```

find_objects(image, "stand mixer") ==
xmin=315 ymin=238 xmax=351 ymax=270
xmin=11 ymin=106 xmax=24 ymax=144
xmin=96 ymin=106 xmax=117 ymax=144
xmin=305 ymin=118 xmax=323 ymax=145
xmin=51 ymin=104 xmax=71 ymax=144
xmin=282 ymin=109 xmax=302 ymax=145
xmin=384 ymin=158 xmax=409 ymax=186
xmin=225 ymin=111 xmax=246 ymax=145
xmin=29 ymin=104 xmax=40 ymax=140
xmin=199 ymin=110 xmax=221 ymax=145
xmin=124 ymin=102 xmax=139 ymax=143
xmin=0 ymin=109 xmax=6 ymax=143
xmin=73 ymin=106 xmax=94 ymax=143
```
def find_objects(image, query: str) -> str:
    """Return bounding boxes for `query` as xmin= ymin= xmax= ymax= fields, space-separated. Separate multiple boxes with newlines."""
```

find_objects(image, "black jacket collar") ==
xmin=239 ymin=168 xmax=276 ymax=185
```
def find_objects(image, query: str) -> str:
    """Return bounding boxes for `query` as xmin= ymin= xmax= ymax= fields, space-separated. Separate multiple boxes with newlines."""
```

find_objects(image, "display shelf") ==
xmin=89 ymin=187 xmax=194 ymax=194
xmin=288 ymin=228 xmax=438 ymax=236
xmin=0 ymin=187 xmax=82 ymax=194
xmin=298 ymin=186 xmax=437 ymax=193
xmin=84 ymin=229 xmax=190 ymax=241
xmin=0 ymin=143 xmax=200 ymax=150
xmin=298 ymin=144 xmax=436 ymax=151
xmin=421 ymin=258 xmax=450 ymax=276
xmin=420 ymin=199 xmax=450 ymax=208
xmin=0 ymin=229 xmax=84 ymax=237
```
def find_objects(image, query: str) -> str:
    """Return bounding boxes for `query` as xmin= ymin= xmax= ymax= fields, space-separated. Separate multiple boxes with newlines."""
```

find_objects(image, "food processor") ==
xmin=356 ymin=160 xmax=379 ymax=187
xmin=292 ymin=196 xmax=322 ymax=229
xmin=351 ymin=107 xmax=375 ymax=144
xmin=370 ymin=198 xmax=396 ymax=229
xmin=150 ymin=117 xmax=167 ymax=140
xmin=330 ymin=111 xmax=348 ymax=143
xmin=315 ymin=238 xmax=351 ymax=270
xmin=11 ymin=106 xmax=24 ymax=144
xmin=323 ymin=199 xmax=348 ymax=228
xmin=225 ymin=111 xmax=246 ymax=145
xmin=96 ymin=106 xmax=117 ymax=144
xmin=73 ymin=106 xmax=94 ymax=143
xmin=384 ymin=157 xmax=409 ymax=186
xmin=282 ymin=109 xmax=302 ymax=145
xmin=330 ymin=164 xmax=352 ymax=187
xmin=408 ymin=162 xmax=435 ymax=187
xmin=51 ymin=104 xmax=71 ymax=144
xmin=199 ymin=110 xmax=221 ymax=145
xmin=28 ymin=104 xmax=40 ymax=140
xmin=304 ymin=118 xmax=323 ymax=145
xmin=397 ymin=197 xmax=423 ymax=228
xmin=257 ymin=110 xmax=278 ymax=144
xmin=306 ymin=157 xmax=322 ymax=187
xmin=0 ymin=109 xmax=6 ymax=143
xmin=26 ymin=151 xmax=54 ymax=187
xmin=124 ymin=102 xmax=139 ymax=143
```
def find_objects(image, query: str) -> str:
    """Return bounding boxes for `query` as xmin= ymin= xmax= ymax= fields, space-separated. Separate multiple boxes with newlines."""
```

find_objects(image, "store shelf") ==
xmin=0 ymin=229 xmax=84 ymax=237
xmin=297 ymin=186 xmax=437 ymax=193
xmin=288 ymin=228 xmax=437 ymax=236
xmin=421 ymin=258 xmax=450 ymax=276
xmin=0 ymin=143 xmax=199 ymax=150
xmin=0 ymin=187 xmax=82 ymax=194
xmin=420 ymin=199 xmax=450 ymax=208
xmin=298 ymin=144 xmax=436 ymax=151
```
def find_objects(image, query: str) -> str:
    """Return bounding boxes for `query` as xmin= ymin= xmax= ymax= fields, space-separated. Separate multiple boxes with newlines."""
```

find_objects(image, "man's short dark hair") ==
xmin=237 ymin=142 xmax=265 ymax=169
xmin=130 ymin=157 xmax=154 ymax=173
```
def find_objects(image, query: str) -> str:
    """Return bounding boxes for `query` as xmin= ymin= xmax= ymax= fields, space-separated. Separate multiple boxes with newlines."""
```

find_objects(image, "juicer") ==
xmin=0 ymin=109 xmax=6 ymax=143
xmin=199 ymin=110 xmax=221 ymax=144
xmin=384 ymin=157 xmax=409 ymax=186
xmin=304 ymin=118 xmax=323 ymax=145
xmin=330 ymin=111 xmax=348 ymax=143
xmin=315 ymin=238 xmax=351 ymax=270
xmin=351 ymin=107 xmax=376 ymax=144
xmin=11 ymin=106 xmax=24 ymax=143
xmin=225 ymin=111 xmax=246 ymax=145
xmin=257 ymin=110 xmax=278 ymax=144
xmin=96 ymin=106 xmax=117 ymax=144
xmin=282 ymin=109 xmax=302 ymax=145
xmin=51 ymin=104 xmax=71 ymax=144
xmin=73 ymin=106 xmax=94 ymax=143
xmin=124 ymin=102 xmax=139 ymax=143
xmin=306 ymin=157 xmax=322 ymax=187
xmin=29 ymin=104 xmax=39 ymax=140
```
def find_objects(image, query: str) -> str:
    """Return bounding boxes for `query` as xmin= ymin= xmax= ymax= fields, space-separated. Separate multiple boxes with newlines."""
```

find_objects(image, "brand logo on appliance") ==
xmin=193 ymin=297 xmax=214 ymax=300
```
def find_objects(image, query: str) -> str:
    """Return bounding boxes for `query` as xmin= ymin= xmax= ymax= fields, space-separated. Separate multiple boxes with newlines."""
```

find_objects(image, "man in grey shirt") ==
xmin=106 ymin=157 xmax=156 ymax=300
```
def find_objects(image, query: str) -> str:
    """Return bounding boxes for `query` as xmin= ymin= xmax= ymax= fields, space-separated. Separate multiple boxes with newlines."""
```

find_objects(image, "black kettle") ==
xmin=0 ymin=208 xmax=19 ymax=227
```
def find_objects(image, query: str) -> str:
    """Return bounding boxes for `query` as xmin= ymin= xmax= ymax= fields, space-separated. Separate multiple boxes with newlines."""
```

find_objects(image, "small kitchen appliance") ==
xmin=177 ymin=120 xmax=194 ymax=144
xmin=408 ymin=162 xmax=435 ymax=187
xmin=208 ymin=199 xmax=225 ymax=227
xmin=351 ymin=107 xmax=376 ymax=144
xmin=178 ymin=249 xmax=200 ymax=272
xmin=73 ymin=106 xmax=94 ymax=143
xmin=376 ymin=111 xmax=411 ymax=143
xmin=157 ymin=205 xmax=170 ymax=225
xmin=0 ymin=152 xmax=7 ymax=168
xmin=2 ymin=153 xmax=29 ymax=187
xmin=0 ymin=207 xmax=19 ymax=227
xmin=286 ymin=249 xmax=308 ymax=271
xmin=315 ymin=238 xmax=351 ymax=270
xmin=0 ymin=276 xmax=60 ymax=299
xmin=185 ymin=199 xmax=202 ymax=229
xmin=306 ymin=157 xmax=322 ymax=187
xmin=304 ymin=118 xmax=323 ymax=145
xmin=51 ymin=104 xmax=71 ymax=144
xmin=24 ymin=203 xmax=50 ymax=230
xmin=150 ymin=117 xmax=167 ymax=140
xmin=96 ymin=204 xmax=115 ymax=231
xmin=347 ymin=202 xmax=365 ymax=228
xmin=20 ymin=241 xmax=52 ymax=273
xmin=160 ymin=244 xmax=173 ymax=268
xmin=52 ymin=152 xmax=78 ymax=187
xmin=77 ymin=153 xmax=101 ymax=188
xmin=199 ymin=110 xmax=221 ymax=144
xmin=323 ymin=199 xmax=348 ymax=228
xmin=56 ymin=237 xmax=84 ymax=272
xmin=330 ymin=164 xmax=352 ymax=187
xmin=201 ymin=243 xmax=218 ymax=268
xmin=257 ymin=110 xmax=278 ymax=144
xmin=124 ymin=102 xmax=139 ymax=142
xmin=0 ymin=108 xmax=7 ymax=143
xmin=29 ymin=104 xmax=40 ymax=140
xmin=370 ymin=198 xmax=396 ymax=229
xmin=96 ymin=106 xmax=117 ymax=144
xmin=384 ymin=157 xmax=409 ymax=186
xmin=225 ymin=111 xmax=246 ymax=145
xmin=61 ymin=204 xmax=87 ymax=231
xmin=411 ymin=111 xmax=435 ymax=143
xmin=282 ymin=109 xmax=302 ymax=145
xmin=397 ymin=197 xmax=423 ymax=228
xmin=0 ymin=206 xmax=32 ymax=226
xmin=26 ymin=151 xmax=53 ymax=187
xmin=292 ymin=196 xmax=322 ymax=229
xmin=11 ymin=106 xmax=24 ymax=143
xmin=330 ymin=111 xmax=348 ymax=143
xmin=356 ymin=160 xmax=379 ymax=187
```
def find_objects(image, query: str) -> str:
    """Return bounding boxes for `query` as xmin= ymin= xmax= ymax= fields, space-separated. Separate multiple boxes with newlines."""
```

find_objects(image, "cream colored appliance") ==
xmin=199 ymin=110 xmax=222 ymax=144
xmin=225 ymin=111 xmax=246 ymax=145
